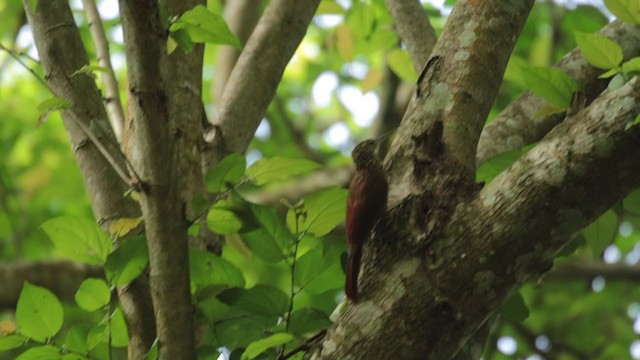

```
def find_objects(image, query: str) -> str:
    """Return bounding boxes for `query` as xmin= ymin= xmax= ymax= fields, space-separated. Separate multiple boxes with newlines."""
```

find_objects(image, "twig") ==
xmin=506 ymin=319 xmax=590 ymax=360
xmin=279 ymin=210 xmax=306 ymax=358
xmin=279 ymin=330 xmax=327 ymax=360
xmin=81 ymin=0 xmax=126 ymax=142
xmin=273 ymin=96 xmax=326 ymax=164
xmin=0 ymin=43 xmax=48 ymax=88
xmin=68 ymin=114 xmax=133 ymax=185
xmin=0 ymin=42 xmax=140 ymax=187
xmin=189 ymin=179 xmax=249 ymax=225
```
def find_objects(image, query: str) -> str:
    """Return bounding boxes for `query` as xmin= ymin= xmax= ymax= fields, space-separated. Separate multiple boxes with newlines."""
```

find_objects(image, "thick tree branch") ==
xmin=385 ymin=0 xmax=534 ymax=204
xmin=477 ymin=21 xmax=640 ymax=164
xmin=22 ymin=2 xmax=155 ymax=357
xmin=119 ymin=0 xmax=195 ymax=358
xmin=206 ymin=0 xmax=321 ymax=167
xmin=506 ymin=320 xmax=590 ymax=360
xmin=244 ymin=165 xmax=352 ymax=206
xmin=82 ymin=0 xmax=126 ymax=142
xmin=213 ymin=0 xmax=261 ymax=102
xmin=311 ymin=75 xmax=640 ymax=360
xmin=159 ymin=0 xmax=206 ymax=216
xmin=0 ymin=261 xmax=103 ymax=310
xmin=384 ymin=0 xmax=436 ymax=72
xmin=547 ymin=261 xmax=640 ymax=282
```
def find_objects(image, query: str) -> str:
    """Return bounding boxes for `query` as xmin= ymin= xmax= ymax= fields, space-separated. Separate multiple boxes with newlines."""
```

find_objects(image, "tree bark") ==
xmin=23 ymin=1 xmax=156 ymax=357
xmin=119 ymin=0 xmax=198 ymax=358
xmin=308 ymin=1 xmax=640 ymax=359
xmin=205 ymin=0 xmax=321 ymax=168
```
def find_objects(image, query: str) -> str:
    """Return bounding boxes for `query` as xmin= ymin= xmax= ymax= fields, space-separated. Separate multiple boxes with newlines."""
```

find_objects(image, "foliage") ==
xmin=0 ymin=0 xmax=639 ymax=359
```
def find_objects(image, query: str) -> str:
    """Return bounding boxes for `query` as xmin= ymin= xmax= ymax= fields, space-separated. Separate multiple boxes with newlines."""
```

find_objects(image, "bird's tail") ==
xmin=345 ymin=244 xmax=362 ymax=302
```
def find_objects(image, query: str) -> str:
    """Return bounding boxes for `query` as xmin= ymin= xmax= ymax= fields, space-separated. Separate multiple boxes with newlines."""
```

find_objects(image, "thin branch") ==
xmin=506 ymin=320 xmax=590 ymax=360
xmin=273 ymin=96 xmax=326 ymax=164
xmin=280 ymin=330 xmax=327 ymax=360
xmin=0 ymin=260 xmax=103 ymax=309
xmin=68 ymin=113 xmax=133 ymax=185
xmin=0 ymin=43 xmax=48 ymax=88
xmin=243 ymin=165 xmax=353 ymax=207
xmin=279 ymin=211 xmax=304 ymax=358
xmin=0 ymin=42 xmax=138 ymax=188
xmin=189 ymin=179 xmax=249 ymax=225
xmin=82 ymin=0 xmax=126 ymax=142
xmin=384 ymin=0 xmax=436 ymax=72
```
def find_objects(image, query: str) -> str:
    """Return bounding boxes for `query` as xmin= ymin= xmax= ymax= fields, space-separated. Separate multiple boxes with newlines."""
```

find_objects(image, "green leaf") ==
xmin=65 ymin=326 xmax=88 ymax=354
xmin=247 ymin=157 xmax=321 ymax=185
xmin=288 ymin=308 xmax=331 ymax=336
xmin=214 ymin=315 xmax=268 ymax=350
xmin=206 ymin=153 xmax=246 ymax=193
xmin=37 ymin=97 xmax=71 ymax=112
xmin=598 ymin=67 xmax=620 ymax=79
xmin=15 ymin=345 xmax=61 ymax=360
xmin=0 ymin=334 xmax=26 ymax=350
xmin=287 ymin=186 xmax=348 ymax=237
xmin=622 ymin=57 xmax=640 ymax=74
xmin=145 ymin=339 xmax=159 ymax=360
xmin=241 ymin=203 xmax=294 ymax=262
xmin=37 ymin=97 xmax=72 ymax=126
xmin=521 ymin=66 xmax=578 ymax=108
xmin=170 ymin=5 xmax=241 ymax=48
xmin=369 ymin=30 xmax=400 ymax=53
xmin=317 ymin=0 xmax=346 ymax=14
xmin=86 ymin=324 xmax=108 ymax=350
xmin=575 ymin=32 xmax=623 ymax=69
xmin=387 ymin=49 xmax=418 ymax=82
xmin=40 ymin=216 xmax=112 ymax=265
xmin=207 ymin=200 xmax=245 ymax=234
xmin=604 ymin=0 xmax=640 ymax=24
xmin=166 ymin=34 xmax=180 ymax=54
xmin=346 ymin=2 xmax=375 ymax=39
xmin=61 ymin=354 xmax=89 ymax=360
xmin=190 ymin=249 xmax=245 ymax=294
xmin=476 ymin=145 xmax=534 ymax=183
xmin=557 ymin=235 xmax=585 ymax=257
xmin=110 ymin=307 xmax=129 ymax=348
xmin=583 ymin=210 xmax=617 ymax=259
xmin=109 ymin=217 xmax=143 ymax=238
xmin=607 ymin=73 xmax=627 ymax=90
xmin=500 ymin=292 xmax=529 ymax=322
xmin=241 ymin=229 xmax=286 ymax=262
xmin=69 ymin=65 xmax=110 ymax=78
xmin=623 ymin=189 xmax=640 ymax=215
xmin=241 ymin=333 xmax=294 ymax=360
xmin=169 ymin=28 xmax=193 ymax=53
xmin=104 ymin=236 xmax=149 ymax=286
xmin=218 ymin=285 xmax=289 ymax=317
xmin=16 ymin=283 xmax=64 ymax=342
xmin=75 ymin=278 xmax=110 ymax=311
xmin=294 ymin=246 xmax=344 ymax=293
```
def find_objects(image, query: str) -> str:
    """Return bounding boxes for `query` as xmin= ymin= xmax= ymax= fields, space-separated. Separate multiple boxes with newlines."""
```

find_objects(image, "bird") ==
xmin=345 ymin=139 xmax=389 ymax=302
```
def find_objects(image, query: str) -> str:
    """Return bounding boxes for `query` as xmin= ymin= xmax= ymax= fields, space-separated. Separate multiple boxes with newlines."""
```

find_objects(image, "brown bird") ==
xmin=345 ymin=139 xmax=389 ymax=302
